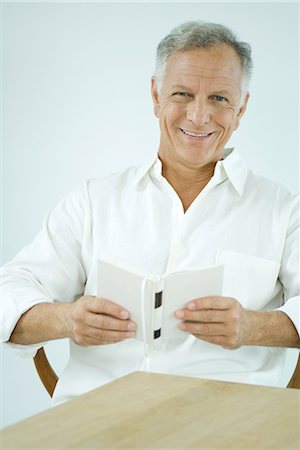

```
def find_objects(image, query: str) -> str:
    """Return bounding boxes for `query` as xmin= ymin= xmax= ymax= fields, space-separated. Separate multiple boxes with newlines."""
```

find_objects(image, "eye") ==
xmin=173 ymin=92 xmax=190 ymax=97
xmin=212 ymin=95 xmax=228 ymax=103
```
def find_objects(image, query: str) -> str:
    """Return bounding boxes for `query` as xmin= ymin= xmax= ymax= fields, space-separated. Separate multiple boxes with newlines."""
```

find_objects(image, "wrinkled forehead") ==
xmin=164 ymin=45 xmax=244 ymax=89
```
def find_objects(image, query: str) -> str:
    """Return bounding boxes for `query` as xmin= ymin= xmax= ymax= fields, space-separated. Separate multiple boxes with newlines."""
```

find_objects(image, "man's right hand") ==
xmin=64 ymin=296 xmax=136 ymax=346
xmin=9 ymin=297 xmax=136 ymax=346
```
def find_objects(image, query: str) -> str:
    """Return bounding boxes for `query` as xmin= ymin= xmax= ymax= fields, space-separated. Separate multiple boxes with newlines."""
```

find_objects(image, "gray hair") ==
xmin=154 ymin=21 xmax=253 ymax=98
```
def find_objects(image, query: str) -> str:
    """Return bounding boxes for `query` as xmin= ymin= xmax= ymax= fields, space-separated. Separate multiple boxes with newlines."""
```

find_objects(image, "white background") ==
xmin=1 ymin=1 xmax=299 ymax=428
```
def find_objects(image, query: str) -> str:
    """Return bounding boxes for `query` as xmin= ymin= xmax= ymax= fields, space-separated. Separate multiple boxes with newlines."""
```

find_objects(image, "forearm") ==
xmin=9 ymin=303 xmax=70 ymax=345
xmin=246 ymin=310 xmax=300 ymax=348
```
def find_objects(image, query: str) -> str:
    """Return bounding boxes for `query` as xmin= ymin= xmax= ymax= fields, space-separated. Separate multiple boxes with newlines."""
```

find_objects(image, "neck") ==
xmin=159 ymin=155 xmax=217 ymax=212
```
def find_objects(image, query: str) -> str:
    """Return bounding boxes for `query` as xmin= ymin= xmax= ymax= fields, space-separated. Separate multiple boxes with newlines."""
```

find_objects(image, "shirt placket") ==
xmin=155 ymin=161 xmax=227 ymax=274
xmin=158 ymin=179 xmax=189 ymax=273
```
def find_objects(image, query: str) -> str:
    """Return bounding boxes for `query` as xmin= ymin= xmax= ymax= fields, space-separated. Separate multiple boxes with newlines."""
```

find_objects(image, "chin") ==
xmin=178 ymin=148 xmax=217 ymax=167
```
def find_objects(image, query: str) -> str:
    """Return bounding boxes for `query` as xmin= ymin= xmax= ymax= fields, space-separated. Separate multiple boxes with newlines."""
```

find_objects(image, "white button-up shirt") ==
xmin=1 ymin=148 xmax=299 ymax=405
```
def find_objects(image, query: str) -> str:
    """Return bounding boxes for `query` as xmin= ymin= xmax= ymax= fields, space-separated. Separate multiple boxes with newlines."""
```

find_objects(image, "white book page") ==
xmin=162 ymin=265 xmax=225 ymax=341
xmin=97 ymin=259 xmax=154 ymax=342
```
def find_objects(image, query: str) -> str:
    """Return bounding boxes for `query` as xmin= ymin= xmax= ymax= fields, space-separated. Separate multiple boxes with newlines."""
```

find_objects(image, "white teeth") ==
xmin=182 ymin=129 xmax=210 ymax=137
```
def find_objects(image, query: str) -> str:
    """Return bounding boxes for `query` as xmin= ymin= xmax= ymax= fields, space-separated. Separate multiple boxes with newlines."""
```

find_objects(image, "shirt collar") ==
xmin=132 ymin=148 xmax=248 ymax=196
xmin=130 ymin=154 xmax=159 ymax=188
xmin=220 ymin=148 xmax=249 ymax=196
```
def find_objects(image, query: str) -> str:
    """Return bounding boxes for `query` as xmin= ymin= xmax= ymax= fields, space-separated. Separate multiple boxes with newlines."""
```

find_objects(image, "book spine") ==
xmin=153 ymin=291 xmax=163 ymax=339
xmin=140 ymin=278 xmax=150 ymax=356
xmin=152 ymin=279 xmax=164 ymax=345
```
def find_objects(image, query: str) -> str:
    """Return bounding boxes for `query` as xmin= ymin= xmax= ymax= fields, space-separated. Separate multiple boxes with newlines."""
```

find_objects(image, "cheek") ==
xmin=218 ymin=111 xmax=238 ymax=133
xmin=233 ymin=115 xmax=241 ymax=130
xmin=160 ymin=104 xmax=183 ymax=128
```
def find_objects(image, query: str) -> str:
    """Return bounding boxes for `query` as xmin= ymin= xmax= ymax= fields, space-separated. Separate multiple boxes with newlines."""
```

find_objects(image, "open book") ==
xmin=97 ymin=259 xmax=227 ymax=349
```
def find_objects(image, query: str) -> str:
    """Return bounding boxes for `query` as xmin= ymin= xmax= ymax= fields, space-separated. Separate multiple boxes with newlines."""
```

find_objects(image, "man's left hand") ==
xmin=175 ymin=297 xmax=253 ymax=349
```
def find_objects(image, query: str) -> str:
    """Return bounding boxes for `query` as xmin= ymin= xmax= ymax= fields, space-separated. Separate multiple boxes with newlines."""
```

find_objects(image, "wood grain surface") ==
xmin=2 ymin=371 xmax=300 ymax=449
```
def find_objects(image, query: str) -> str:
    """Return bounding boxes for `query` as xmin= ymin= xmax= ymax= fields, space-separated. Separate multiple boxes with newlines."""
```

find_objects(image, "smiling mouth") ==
xmin=180 ymin=128 xmax=213 ymax=138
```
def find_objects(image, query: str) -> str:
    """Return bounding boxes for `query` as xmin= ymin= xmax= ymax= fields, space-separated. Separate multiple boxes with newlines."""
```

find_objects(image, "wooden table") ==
xmin=1 ymin=371 xmax=300 ymax=449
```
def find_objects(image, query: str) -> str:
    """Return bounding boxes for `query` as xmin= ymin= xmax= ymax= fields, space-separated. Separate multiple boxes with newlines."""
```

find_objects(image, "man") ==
xmin=1 ymin=21 xmax=299 ymax=404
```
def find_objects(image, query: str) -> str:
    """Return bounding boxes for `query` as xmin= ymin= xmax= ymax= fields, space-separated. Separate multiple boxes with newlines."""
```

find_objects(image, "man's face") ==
xmin=151 ymin=45 xmax=249 ymax=170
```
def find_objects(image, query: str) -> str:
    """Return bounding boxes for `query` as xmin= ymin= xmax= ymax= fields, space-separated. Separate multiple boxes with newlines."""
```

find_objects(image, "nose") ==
xmin=186 ymin=99 xmax=211 ymax=127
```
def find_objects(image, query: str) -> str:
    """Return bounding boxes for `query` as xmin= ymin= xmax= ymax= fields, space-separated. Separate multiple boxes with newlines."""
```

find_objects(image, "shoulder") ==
xmin=245 ymin=170 xmax=298 ymax=205
xmin=47 ymin=165 xmax=144 ymax=225
xmin=89 ymin=165 xmax=142 ymax=189
xmin=63 ymin=164 xmax=147 ymax=208
xmin=86 ymin=164 xmax=145 ymax=198
xmin=244 ymin=171 xmax=299 ymax=229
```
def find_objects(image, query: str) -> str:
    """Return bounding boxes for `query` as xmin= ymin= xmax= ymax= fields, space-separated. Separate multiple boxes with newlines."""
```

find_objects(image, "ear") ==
xmin=151 ymin=76 xmax=160 ymax=118
xmin=234 ymin=92 xmax=250 ymax=130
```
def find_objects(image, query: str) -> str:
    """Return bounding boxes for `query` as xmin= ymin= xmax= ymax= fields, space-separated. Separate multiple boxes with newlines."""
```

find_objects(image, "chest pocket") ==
xmin=216 ymin=250 xmax=281 ymax=310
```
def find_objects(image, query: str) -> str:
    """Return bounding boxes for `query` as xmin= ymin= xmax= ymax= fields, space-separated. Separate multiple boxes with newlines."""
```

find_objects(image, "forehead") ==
xmin=164 ymin=45 xmax=244 ymax=90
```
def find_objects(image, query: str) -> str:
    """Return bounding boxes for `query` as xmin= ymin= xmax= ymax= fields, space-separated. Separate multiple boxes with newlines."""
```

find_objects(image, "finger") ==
xmin=88 ymin=297 xmax=130 ymax=320
xmin=175 ymin=308 xmax=227 ymax=323
xmin=85 ymin=312 xmax=136 ymax=332
xmin=192 ymin=334 xmax=240 ymax=350
xmin=80 ymin=328 xmax=135 ymax=344
xmin=192 ymin=334 xmax=226 ymax=346
xmin=186 ymin=296 xmax=235 ymax=311
xmin=88 ymin=327 xmax=136 ymax=342
xmin=74 ymin=331 xmax=134 ymax=347
xmin=179 ymin=321 xmax=226 ymax=336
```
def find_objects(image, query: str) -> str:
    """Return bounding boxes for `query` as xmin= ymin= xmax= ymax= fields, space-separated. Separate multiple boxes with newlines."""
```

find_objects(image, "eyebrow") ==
xmin=171 ymin=83 xmax=235 ymax=96
xmin=171 ymin=84 xmax=191 ymax=91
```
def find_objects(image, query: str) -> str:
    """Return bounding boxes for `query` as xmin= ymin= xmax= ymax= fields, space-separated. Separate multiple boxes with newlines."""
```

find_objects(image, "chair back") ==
xmin=287 ymin=354 xmax=300 ymax=389
xmin=34 ymin=347 xmax=299 ymax=396
xmin=33 ymin=347 xmax=58 ymax=397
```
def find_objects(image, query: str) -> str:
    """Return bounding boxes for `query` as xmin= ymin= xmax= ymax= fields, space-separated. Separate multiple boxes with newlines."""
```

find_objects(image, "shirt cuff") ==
xmin=3 ymin=341 xmax=47 ymax=358
xmin=1 ymin=288 xmax=54 ymax=357
xmin=277 ymin=295 xmax=300 ymax=336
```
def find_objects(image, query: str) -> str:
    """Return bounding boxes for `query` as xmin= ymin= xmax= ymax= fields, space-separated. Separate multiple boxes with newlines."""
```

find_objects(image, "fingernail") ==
xmin=126 ymin=331 xmax=135 ymax=337
xmin=120 ymin=310 xmax=129 ymax=319
xmin=188 ymin=302 xmax=196 ymax=310
xmin=128 ymin=322 xmax=136 ymax=330
xmin=178 ymin=323 xmax=186 ymax=330
xmin=175 ymin=310 xmax=184 ymax=319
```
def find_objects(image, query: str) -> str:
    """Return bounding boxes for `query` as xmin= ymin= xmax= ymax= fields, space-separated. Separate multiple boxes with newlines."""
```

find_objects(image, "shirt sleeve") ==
xmin=1 ymin=182 xmax=90 ymax=356
xmin=277 ymin=195 xmax=300 ymax=336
